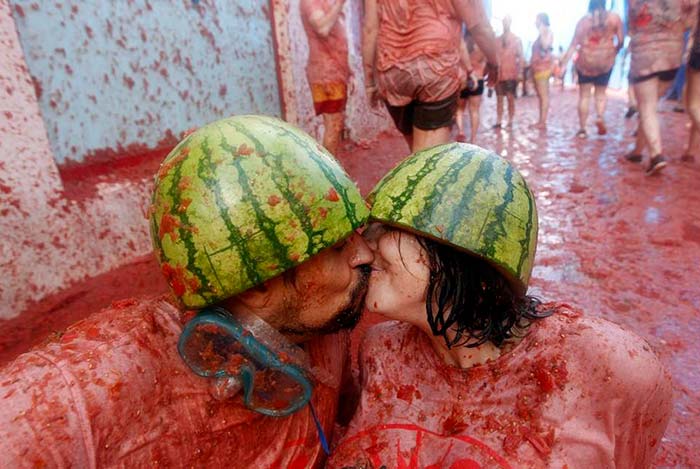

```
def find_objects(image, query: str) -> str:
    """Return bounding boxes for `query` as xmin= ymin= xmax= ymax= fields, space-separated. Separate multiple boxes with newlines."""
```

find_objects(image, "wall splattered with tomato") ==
xmin=9 ymin=0 xmax=281 ymax=165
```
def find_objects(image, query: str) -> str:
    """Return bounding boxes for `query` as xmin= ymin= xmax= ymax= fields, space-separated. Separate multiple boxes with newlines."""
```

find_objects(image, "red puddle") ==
xmin=2 ymin=89 xmax=699 ymax=466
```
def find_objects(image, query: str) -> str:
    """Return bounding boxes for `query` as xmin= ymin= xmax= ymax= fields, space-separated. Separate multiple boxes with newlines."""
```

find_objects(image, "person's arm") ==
xmin=451 ymin=0 xmax=499 ymax=65
xmin=362 ymin=0 xmax=380 ymax=105
xmin=614 ymin=15 xmax=624 ymax=52
xmin=559 ymin=37 xmax=578 ymax=76
xmin=459 ymin=37 xmax=473 ymax=71
xmin=305 ymin=0 xmax=346 ymax=38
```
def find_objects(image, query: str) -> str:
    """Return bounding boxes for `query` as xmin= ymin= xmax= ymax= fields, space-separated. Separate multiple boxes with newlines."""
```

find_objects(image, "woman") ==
xmin=456 ymin=31 xmax=486 ymax=144
xmin=531 ymin=13 xmax=554 ymax=128
xmin=625 ymin=0 xmax=697 ymax=175
xmin=328 ymin=144 xmax=672 ymax=468
xmin=560 ymin=0 xmax=623 ymax=138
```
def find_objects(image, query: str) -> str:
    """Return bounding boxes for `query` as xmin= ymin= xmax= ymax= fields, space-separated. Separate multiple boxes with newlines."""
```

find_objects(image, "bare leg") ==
xmin=633 ymin=77 xmax=672 ymax=157
xmin=684 ymin=68 xmax=700 ymax=159
xmin=506 ymin=92 xmax=516 ymax=126
xmin=496 ymin=93 xmax=504 ymax=127
xmin=534 ymin=77 xmax=550 ymax=126
xmin=455 ymin=97 xmax=467 ymax=141
xmin=412 ymin=126 xmax=451 ymax=152
xmin=322 ymin=112 xmax=344 ymax=155
xmin=468 ymin=95 xmax=482 ymax=143
xmin=578 ymin=83 xmax=593 ymax=133
xmin=594 ymin=84 xmax=608 ymax=134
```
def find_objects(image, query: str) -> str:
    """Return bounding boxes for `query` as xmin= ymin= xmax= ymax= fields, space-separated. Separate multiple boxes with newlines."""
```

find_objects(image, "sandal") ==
xmin=576 ymin=129 xmax=587 ymax=139
xmin=645 ymin=155 xmax=668 ymax=175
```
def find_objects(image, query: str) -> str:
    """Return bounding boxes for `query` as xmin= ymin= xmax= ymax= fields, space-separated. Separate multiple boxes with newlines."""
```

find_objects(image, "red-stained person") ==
xmin=561 ymin=0 xmax=624 ymax=138
xmin=300 ymin=0 xmax=351 ymax=156
xmin=530 ymin=13 xmax=554 ymax=129
xmin=327 ymin=144 xmax=673 ymax=468
xmin=494 ymin=15 xmax=525 ymax=129
xmin=0 ymin=116 xmax=374 ymax=468
xmin=362 ymin=0 xmax=499 ymax=153
xmin=456 ymin=31 xmax=487 ymax=144
xmin=625 ymin=0 xmax=699 ymax=174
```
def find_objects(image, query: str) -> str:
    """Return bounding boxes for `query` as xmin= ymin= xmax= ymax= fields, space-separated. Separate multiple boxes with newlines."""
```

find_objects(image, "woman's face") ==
xmin=362 ymin=223 xmax=430 ymax=323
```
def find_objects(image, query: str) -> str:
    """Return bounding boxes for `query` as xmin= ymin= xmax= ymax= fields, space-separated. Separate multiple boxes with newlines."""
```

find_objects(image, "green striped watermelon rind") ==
xmin=367 ymin=143 xmax=537 ymax=295
xmin=149 ymin=115 xmax=369 ymax=309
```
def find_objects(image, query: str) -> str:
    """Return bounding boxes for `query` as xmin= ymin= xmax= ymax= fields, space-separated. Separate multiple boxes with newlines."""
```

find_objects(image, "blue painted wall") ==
xmin=10 ymin=0 xmax=281 ymax=164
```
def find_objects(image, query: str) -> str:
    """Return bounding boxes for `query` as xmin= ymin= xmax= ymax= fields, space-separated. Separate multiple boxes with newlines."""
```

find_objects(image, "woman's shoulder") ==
xmin=362 ymin=320 xmax=415 ymax=351
xmin=537 ymin=304 xmax=670 ymax=396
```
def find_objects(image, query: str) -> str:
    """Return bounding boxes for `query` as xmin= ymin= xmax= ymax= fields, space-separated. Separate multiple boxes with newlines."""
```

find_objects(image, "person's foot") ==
xmin=456 ymin=133 xmax=467 ymax=143
xmin=681 ymin=153 xmax=695 ymax=162
xmin=492 ymin=123 xmax=502 ymax=130
xmin=625 ymin=107 xmax=638 ymax=119
xmin=673 ymin=105 xmax=685 ymax=113
xmin=645 ymin=155 xmax=668 ymax=175
xmin=530 ymin=122 xmax=547 ymax=129
xmin=595 ymin=120 xmax=607 ymax=135
xmin=576 ymin=129 xmax=587 ymax=139
xmin=624 ymin=152 xmax=643 ymax=163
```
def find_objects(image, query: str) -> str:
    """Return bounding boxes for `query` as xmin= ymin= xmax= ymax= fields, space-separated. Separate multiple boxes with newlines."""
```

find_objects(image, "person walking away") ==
xmin=624 ymin=0 xmax=698 ymax=175
xmin=531 ymin=13 xmax=554 ymax=129
xmin=456 ymin=31 xmax=486 ymax=143
xmin=362 ymin=0 xmax=500 ymax=152
xmin=301 ymin=0 xmax=351 ymax=155
xmin=495 ymin=15 xmax=524 ymax=129
xmin=560 ymin=0 xmax=624 ymax=138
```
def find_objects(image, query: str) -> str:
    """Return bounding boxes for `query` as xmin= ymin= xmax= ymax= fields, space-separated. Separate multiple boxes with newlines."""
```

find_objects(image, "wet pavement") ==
xmin=1 ymin=89 xmax=698 ymax=466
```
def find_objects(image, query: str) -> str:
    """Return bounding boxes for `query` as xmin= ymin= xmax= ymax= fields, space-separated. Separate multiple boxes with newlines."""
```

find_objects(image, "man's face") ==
xmin=278 ymin=232 xmax=374 ymax=337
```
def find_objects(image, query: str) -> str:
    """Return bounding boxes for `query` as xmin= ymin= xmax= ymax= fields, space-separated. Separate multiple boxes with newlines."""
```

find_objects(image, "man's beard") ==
xmin=280 ymin=265 xmax=371 ymax=337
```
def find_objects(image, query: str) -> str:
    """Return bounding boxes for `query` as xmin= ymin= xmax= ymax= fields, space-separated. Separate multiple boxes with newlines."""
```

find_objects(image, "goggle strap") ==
xmin=309 ymin=401 xmax=330 ymax=456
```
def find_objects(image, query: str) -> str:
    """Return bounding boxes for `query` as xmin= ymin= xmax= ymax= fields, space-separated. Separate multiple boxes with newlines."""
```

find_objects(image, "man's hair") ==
xmin=417 ymin=236 xmax=551 ymax=349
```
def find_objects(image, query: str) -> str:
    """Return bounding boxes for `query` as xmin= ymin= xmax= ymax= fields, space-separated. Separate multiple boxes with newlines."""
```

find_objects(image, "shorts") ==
xmin=385 ymin=93 xmax=458 ymax=136
xmin=496 ymin=80 xmax=518 ymax=95
xmin=689 ymin=51 xmax=700 ymax=71
xmin=630 ymin=68 xmax=679 ymax=85
xmin=310 ymin=82 xmax=347 ymax=115
xmin=533 ymin=69 xmax=552 ymax=82
xmin=460 ymin=80 xmax=484 ymax=98
xmin=577 ymin=68 xmax=613 ymax=86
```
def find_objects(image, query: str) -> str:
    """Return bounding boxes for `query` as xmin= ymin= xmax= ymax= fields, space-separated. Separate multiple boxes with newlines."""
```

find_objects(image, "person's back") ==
xmin=575 ymin=10 xmax=622 ymax=76
xmin=627 ymin=0 xmax=693 ymax=78
xmin=0 ymin=296 xmax=347 ymax=468
xmin=374 ymin=0 xmax=461 ymax=72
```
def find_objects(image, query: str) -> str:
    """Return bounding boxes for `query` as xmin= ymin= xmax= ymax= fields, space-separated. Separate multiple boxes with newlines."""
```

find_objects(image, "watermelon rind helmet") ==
xmin=367 ymin=143 xmax=537 ymax=295
xmin=150 ymin=115 xmax=369 ymax=308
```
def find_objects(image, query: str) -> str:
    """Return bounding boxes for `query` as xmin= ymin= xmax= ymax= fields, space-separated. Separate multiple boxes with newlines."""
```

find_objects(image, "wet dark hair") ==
xmin=588 ymin=0 xmax=606 ymax=12
xmin=417 ymin=236 xmax=551 ymax=349
xmin=536 ymin=13 xmax=550 ymax=27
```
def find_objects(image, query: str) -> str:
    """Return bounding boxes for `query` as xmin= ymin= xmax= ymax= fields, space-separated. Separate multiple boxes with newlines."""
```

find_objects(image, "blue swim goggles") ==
xmin=178 ymin=307 xmax=313 ymax=417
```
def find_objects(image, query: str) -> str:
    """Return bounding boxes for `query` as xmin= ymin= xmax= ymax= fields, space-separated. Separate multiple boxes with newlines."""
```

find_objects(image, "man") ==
xmin=624 ymin=0 xmax=698 ymax=175
xmin=300 ymin=0 xmax=350 ymax=155
xmin=362 ymin=0 xmax=500 ymax=152
xmin=0 ymin=115 xmax=373 ymax=467
xmin=494 ymin=15 xmax=524 ymax=129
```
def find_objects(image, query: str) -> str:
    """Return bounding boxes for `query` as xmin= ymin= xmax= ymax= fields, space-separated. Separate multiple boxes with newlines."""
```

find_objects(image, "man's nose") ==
xmin=345 ymin=232 xmax=374 ymax=267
